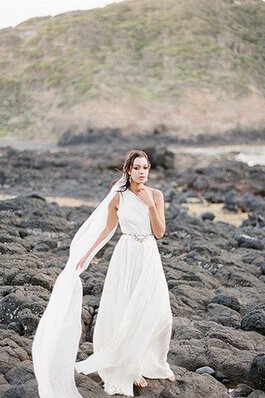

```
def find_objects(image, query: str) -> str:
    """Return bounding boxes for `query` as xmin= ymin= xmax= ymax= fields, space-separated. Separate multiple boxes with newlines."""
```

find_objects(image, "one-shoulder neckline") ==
xmin=127 ymin=188 xmax=144 ymax=200
xmin=126 ymin=188 xmax=148 ymax=207
xmin=128 ymin=188 xmax=139 ymax=197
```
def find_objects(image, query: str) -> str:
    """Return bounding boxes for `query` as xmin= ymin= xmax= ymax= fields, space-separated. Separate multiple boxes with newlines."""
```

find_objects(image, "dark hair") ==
xmin=111 ymin=149 xmax=151 ymax=191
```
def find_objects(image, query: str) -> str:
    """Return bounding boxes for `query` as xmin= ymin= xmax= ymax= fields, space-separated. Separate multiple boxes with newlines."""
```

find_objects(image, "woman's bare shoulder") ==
xmin=146 ymin=187 xmax=164 ymax=201
xmin=146 ymin=187 xmax=163 ymax=195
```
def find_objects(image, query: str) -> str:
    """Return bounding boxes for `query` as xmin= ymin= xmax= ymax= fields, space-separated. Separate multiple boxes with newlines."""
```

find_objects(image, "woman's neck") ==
xmin=129 ymin=182 xmax=144 ymax=193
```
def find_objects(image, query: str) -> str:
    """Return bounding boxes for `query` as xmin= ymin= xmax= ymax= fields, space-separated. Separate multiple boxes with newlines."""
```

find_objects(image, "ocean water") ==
xmin=234 ymin=146 xmax=265 ymax=166
xmin=170 ymin=144 xmax=265 ymax=167
xmin=0 ymin=139 xmax=264 ymax=167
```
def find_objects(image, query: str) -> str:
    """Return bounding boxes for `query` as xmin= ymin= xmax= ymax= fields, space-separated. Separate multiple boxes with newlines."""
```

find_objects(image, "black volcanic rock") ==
xmin=241 ymin=310 xmax=265 ymax=336
xmin=210 ymin=294 xmax=241 ymax=312
xmin=235 ymin=234 xmax=264 ymax=250
xmin=248 ymin=353 xmax=265 ymax=391
xmin=143 ymin=146 xmax=175 ymax=169
xmin=0 ymin=143 xmax=264 ymax=397
xmin=201 ymin=211 xmax=215 ymax=221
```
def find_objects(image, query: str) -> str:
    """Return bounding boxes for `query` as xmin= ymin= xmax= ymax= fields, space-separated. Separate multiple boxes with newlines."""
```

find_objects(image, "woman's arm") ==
xmin=148 ymin=189 xmax=165 ymax=239
xmin=76 ymin=192 xmax=120 ymax=269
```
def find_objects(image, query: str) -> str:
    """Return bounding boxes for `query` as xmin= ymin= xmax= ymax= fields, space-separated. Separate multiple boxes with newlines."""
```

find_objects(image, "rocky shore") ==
xmin=0 ymin=135 xmax=264 ymax=398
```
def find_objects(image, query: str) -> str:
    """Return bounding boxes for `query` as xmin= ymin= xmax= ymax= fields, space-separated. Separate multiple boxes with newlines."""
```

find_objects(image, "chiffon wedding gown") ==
xmin=32 ymin=174 xmax=174 ymax=398
xmin=75 ymin=188 xmax=174 ymax=396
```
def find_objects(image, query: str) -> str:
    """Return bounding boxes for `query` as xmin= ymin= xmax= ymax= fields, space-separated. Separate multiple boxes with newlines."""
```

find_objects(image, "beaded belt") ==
xmin=122 ymin=233 xmax=153 ymax=242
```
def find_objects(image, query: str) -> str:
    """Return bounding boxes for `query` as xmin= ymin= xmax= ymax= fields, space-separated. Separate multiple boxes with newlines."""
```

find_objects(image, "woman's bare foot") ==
xmin=167 ymin=374 xmax=176 ymax=381
xmin=133 ymin=376 xmax=148 ymax=387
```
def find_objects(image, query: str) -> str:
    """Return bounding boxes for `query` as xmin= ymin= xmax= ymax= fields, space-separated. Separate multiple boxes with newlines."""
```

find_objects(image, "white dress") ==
xmin=75 ymin=188 xmax=174 ymax=396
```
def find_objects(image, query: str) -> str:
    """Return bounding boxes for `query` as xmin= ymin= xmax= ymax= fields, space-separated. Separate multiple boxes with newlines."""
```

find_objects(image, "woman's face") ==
xmin=129 ymin=157 xmax=150 ymax=184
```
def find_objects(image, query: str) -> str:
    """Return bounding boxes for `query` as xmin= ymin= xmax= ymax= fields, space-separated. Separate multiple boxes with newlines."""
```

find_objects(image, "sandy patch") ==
xmin=182 ymin=199 xmax=249 ymax=227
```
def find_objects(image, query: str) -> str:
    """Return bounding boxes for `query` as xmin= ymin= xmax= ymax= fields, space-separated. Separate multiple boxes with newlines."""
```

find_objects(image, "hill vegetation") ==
xmin=0 ymin=0 xmax=265 ymax=142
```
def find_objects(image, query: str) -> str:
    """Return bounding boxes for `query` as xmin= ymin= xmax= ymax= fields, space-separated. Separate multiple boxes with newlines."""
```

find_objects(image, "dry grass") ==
xmin=0 ymin=0 xmax=265 ymax=140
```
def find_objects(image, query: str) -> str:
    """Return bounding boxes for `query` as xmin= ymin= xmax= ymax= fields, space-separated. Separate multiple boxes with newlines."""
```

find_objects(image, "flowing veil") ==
xmin=32 ymin=173 xmax=127 ymax=398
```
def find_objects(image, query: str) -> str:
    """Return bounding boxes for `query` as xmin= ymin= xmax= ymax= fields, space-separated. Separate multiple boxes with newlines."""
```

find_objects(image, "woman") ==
xmin=32 ymin=149 xmax=175 ymax=398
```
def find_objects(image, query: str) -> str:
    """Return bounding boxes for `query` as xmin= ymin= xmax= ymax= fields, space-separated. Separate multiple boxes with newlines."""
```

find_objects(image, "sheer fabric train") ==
xmin=32 ymin=175 xmax=126 ymax=398
xmin=32 ymin=173 xmax=174 ymax=397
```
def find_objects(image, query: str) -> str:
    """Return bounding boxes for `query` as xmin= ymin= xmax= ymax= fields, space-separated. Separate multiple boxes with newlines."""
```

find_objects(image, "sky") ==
xmin=0 ymin=0 xmax=125 ymax=29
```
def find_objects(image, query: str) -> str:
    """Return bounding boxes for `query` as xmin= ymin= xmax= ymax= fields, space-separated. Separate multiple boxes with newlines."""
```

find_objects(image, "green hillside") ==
xmin=0 ymin=0 xmax=265 ymax=141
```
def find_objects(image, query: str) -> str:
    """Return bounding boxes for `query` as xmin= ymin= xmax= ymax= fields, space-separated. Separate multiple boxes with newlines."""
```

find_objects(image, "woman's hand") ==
xmin=76 ymin=255 xmax=87 ymax=270
xmin=137 ymin=187 xmax=155 ymax=208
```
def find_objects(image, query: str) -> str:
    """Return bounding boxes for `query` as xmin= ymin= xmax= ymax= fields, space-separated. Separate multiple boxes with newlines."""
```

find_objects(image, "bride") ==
xmin=32 ymin=149 xmax=176 ymax=397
